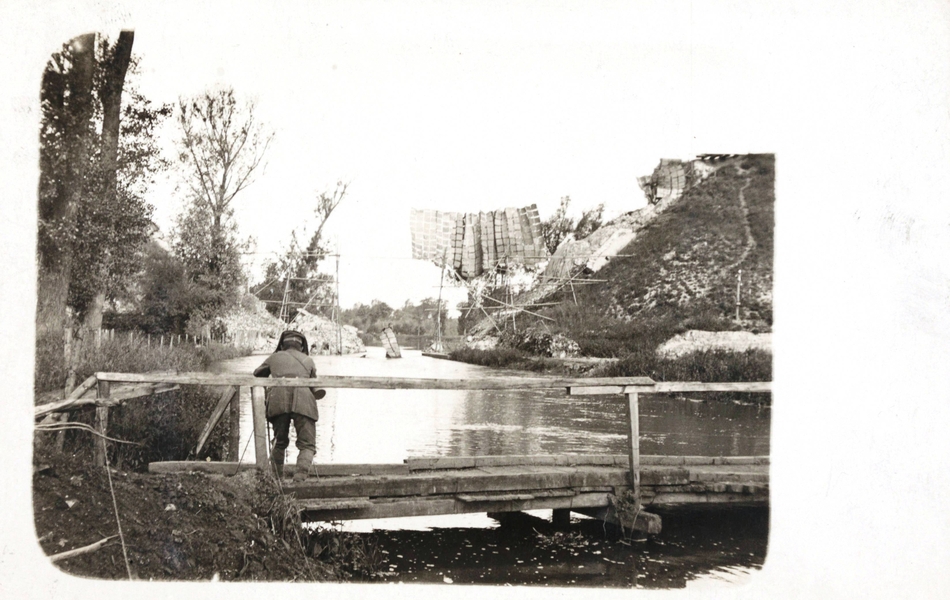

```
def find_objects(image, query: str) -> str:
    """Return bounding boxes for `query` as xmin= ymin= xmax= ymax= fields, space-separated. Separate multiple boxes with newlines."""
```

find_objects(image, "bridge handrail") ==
xmin=93 ymin=371 xmax=658 ymax=390
xmin=93 ymin=371 xmax=771 ymax=393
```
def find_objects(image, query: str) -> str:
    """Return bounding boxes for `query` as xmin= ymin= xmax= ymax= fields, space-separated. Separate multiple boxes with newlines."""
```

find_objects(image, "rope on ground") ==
xmin=35 ymin=421 xmax=143 ymax=446
xmin=100 ymin=436 xmax=133 ymax=580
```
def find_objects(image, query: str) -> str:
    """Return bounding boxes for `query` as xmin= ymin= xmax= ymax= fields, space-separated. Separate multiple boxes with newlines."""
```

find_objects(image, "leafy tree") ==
xmin=172 ymin=87 xmax=272 ymax=324
xmin=341 ymin=298 xmax=447 ymax=337
xmin=340 ymin=300 xmax=394 ymax=333
xmin=37 ymin=31 xmax=169 ymax=390
xmin=254 ymin=182 xmax=348 ymax=322
xmin=125 ymin=241 xmax=198 ymax=334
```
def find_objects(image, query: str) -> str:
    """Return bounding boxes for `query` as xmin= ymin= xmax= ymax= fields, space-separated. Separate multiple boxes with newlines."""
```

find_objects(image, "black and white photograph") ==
xmin=3 ymin=1 xmax=950 ymax=598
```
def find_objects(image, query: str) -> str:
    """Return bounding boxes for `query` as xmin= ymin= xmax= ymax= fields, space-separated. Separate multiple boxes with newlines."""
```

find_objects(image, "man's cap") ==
xmin=276 ymin=330 xmax=309 ymax=355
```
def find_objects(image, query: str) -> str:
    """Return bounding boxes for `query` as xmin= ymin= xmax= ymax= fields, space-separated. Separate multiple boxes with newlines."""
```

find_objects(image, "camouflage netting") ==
xmin=410 ymin=205 xmax=548 ymax=280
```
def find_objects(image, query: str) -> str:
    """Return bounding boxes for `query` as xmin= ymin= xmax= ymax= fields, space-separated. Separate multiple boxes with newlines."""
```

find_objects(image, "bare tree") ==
xmin=173 ymin=88 xmax=273 ymax=321
xmin=254 ymin=182 xmax=349 ymax=321
xmin=176 ymin=88 xmax=273 ymax=232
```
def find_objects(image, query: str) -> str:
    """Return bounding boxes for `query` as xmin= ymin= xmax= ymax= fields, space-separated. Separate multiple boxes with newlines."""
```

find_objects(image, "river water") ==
xmin=214 ymin=347 xmax=770 ymax=589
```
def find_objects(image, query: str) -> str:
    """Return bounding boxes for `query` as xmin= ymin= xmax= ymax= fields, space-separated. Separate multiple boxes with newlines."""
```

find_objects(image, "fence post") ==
xmin=250 ymin=386 xmax=269 ymax=470
xmin=94 ymin=380 xmax=111 ymax=467
xmin=626 ymin=392 xmax=641 ymax=503
xmin=230 ymin=387 xmax=243 ymax=462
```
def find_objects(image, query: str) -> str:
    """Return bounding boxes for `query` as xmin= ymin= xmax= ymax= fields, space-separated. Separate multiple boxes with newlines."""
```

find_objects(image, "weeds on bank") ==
xmin=35 ymin=334 xmax=254 ymax=470
xmin=254 ymin=473 xmax=383 ymax=581
xmin=35 ymin=331 xmax=252 ymax=394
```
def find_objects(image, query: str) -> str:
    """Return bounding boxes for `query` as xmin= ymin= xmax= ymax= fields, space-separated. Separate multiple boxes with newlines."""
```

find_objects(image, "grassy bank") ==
xmin=35 ymin=334 xmax=254 ymax=470
xmin=33 ymin=334 xmax=386 ymax=581
xmin=35 ymin=331 xmax=251 ymax=394
xmin=449 ymin=345 xmax=771 ymax=402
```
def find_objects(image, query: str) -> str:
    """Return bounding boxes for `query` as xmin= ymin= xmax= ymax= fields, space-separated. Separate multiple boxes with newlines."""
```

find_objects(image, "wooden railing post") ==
xmin=250 ymin=386 xmax=269 ymax=470
xmin=229 ymin=386 xmax=242 ymax=462
xmin=626 ymin=392 xmax=640 ymax=501
xmin=94 ymin=380 xmax=110 ymax=467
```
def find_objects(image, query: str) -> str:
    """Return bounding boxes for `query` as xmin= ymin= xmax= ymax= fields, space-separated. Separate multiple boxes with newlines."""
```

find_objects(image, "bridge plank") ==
xmin=623 ymin=382 xmax=772 ymax=393
xmin=147 ymin=461 xmax=410 ymax=476
xmin=301 ymin=491 xmax=615 ymax=522
xmin=406 ymin=454 xmax=770 ymax=469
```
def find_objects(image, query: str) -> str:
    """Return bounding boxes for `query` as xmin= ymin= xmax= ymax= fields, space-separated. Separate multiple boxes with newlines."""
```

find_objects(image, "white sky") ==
xmin=114 ymin=0 xmax=781 ymax=310
xmin=4 ymin=1 xmax=950 ymax=599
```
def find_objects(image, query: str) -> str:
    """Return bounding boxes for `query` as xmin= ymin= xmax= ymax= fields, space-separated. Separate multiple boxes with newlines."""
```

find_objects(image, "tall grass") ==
xmin=35 ymin=331 xmax=250 ymax=394
xmin=35 ymin=332 xmax=254 ymax=471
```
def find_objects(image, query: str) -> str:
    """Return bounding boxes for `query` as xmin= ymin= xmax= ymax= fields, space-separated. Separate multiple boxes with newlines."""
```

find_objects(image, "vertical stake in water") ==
xmin=437 ymin=251 xmax=446 ymax=350
xmin=336 ymin=253 xmax=342 ymax=354
xmin=250 ymin=386 xmax=269 ymax=470
xmin=626 ymin=392 xmax=641 ymax=503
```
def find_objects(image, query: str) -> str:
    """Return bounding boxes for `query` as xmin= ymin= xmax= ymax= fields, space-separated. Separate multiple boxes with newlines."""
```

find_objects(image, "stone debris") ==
xmin=290 ymin=309 xmax=365 ymax=355
xmin=655 ymin=330 xmax=772 ymax=359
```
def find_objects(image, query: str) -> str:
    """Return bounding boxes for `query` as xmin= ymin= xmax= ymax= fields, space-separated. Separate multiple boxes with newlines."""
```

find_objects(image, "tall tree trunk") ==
xmin=82 ymin=31 xmax=134 ymax=336
xmin=53 ymin=33 xmax=96 ymax=393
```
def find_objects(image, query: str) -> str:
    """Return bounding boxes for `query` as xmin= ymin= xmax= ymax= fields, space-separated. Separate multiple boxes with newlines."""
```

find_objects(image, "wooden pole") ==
xmin=626 ymin=392 xmax=640 ymax=502
xmin=194 ymin=386 xmax=237 ymax=456
xmin=250 ymin=386 xmax=269 ymax=470
xmin=229 ymin=386 xmax=242 ymax=461
xmin=336 ymin=254 xmax=342 ymax=354
xmin=94 ymin=381 xmax=111 ymax=467
xmin=64 ymin=326 xmax=74 ymax=393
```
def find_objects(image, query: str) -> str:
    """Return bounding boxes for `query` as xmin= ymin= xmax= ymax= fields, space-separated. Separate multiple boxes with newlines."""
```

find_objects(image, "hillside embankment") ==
xmin=453 ymin=154 xmax=774 ymax=383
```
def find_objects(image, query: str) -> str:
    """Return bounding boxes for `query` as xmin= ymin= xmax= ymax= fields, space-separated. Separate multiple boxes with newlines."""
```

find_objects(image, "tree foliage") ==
xmin=125 ymin=241 xmax=198 ymax=334
xmin=176 ymin=88 xmax=272 ymax=231
xmin=340 ymin=298 xmax=449 ymax=337
xmin=38 ymin=33 xmax=168 ymax=317
xmin=172 ymin=87 xmax=272 ymax=324
xmin=540 ymin=196 xmax=605 ymax=254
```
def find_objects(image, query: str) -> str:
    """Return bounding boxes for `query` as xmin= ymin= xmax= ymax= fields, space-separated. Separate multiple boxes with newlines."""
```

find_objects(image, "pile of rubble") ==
xmin=219 ymin=295 xmax=286 ymax=351
xmin=289 ymin=309 xmax=365 ymax=355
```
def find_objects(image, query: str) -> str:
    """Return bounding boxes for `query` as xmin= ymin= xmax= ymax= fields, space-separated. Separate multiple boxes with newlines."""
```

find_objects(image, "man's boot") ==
xmin=271 ymin=448 xmax=285 ymax=478
xmin=293 ymin=449 xmax=315 ymax=482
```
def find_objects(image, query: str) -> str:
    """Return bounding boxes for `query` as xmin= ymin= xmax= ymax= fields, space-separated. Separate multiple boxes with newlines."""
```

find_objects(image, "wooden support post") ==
xmin=51 ymin=413 xmax=67 ymax=451
xmin=626 ymin=392 xmax=641 ymax=502
xmin=94 ymin=381 xmax=111 ymax=467
xmin=194 ymin=386 xmax=237 ymax=456
xmin=250 ymin=386 xmax=269 ymax=470
xmin=229 ymin=386 xmax=243 ymax=461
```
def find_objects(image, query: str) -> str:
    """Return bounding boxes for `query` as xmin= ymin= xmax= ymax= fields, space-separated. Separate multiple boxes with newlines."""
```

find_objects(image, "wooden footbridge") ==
xmin=36 ymin=371 xmax=770 ymax=535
